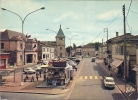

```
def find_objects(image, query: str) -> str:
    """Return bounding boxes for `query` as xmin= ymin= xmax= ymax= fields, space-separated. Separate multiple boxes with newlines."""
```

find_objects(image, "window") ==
xmin=20 ymin=55 xmax=22 ymax=61
xmin=20 ymin=43 xmax=22 ymax=49
xmin=43 ymin=48 xmax=45 ymax=52
xmin=1 ymin=43 xmax=4 ymax=49
xmin=59 ymin=38 xmax=62 ymax=40
xmin=43 ymin=54 xmax=45 ymax=58
xmin=120 ymin=45 xmax=123 ymax=55
xmin=60 ymin=47 xmax=62 ymax=50
xmin=47 ymin=48 xmax=48 ymax=52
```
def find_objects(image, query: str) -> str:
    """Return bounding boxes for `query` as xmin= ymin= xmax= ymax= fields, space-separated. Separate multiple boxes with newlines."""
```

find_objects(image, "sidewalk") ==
xmin=96 ymin=58 xmax=137 ymax=100
xmin=0 ymin=64 xmax=79 ymax=95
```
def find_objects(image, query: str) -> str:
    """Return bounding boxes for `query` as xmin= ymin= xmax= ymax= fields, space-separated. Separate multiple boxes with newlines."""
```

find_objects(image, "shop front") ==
xmin=0 ymin=53 xmax=10 ymax=69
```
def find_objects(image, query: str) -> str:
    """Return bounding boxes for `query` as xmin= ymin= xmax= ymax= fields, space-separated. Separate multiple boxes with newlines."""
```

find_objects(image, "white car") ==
xmin=104 ymin=77 xmax=115 ymax=89
xmin=34 ymin=64 xmax=42 ymax=71
xmin=23 ymin=68 xmax=36 ymax=74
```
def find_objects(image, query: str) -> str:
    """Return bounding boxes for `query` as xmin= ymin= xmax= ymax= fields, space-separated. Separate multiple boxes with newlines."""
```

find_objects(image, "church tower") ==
xmin=56 ymin=25 xmax=66 ymax=57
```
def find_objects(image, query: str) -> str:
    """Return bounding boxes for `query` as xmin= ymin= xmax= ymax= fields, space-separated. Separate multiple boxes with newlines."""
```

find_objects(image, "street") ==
xmin=65 ymin=58 xmax=126 ymax=100
xmin=0 ymin=58 xmax=126 ymax=100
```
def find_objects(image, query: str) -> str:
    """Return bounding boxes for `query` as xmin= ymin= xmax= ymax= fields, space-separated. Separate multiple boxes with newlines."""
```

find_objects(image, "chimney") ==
xmin=116 ymin=32 xmax=118 ymax=37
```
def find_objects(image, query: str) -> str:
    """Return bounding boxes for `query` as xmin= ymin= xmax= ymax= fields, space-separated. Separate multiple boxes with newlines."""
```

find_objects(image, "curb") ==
xmin=97 ymin=60 xmax=130 ymax=100
xmin=0 ymin=82 xmax=71 ymax=95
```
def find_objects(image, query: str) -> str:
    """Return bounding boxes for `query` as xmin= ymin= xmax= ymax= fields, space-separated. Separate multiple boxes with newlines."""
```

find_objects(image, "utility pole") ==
xmin=102 ymin=38 xmax=103 ymax=58
xmin=123 ymin=4 xmax=127 ymax=93
xmin=104 ymin=28 xmax=108 ymax=65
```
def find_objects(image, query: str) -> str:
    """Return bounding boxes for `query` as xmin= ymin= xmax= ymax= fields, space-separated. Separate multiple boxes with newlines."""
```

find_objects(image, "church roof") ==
xmin=56 ymin=25 xmax=65 ymax=37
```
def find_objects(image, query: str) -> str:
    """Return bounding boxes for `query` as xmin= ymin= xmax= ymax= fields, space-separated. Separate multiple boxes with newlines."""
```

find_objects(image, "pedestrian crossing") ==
xmin=79 ymin=75 xmax=105 ymax=80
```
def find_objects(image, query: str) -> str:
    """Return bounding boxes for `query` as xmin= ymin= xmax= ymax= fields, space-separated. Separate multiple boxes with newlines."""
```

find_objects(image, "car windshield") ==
xmin=106 ymin=79 xmax=114 ymax=82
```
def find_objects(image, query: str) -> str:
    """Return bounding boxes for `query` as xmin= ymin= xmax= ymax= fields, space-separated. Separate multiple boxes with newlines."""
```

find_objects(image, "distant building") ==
xmin=81 ymin=45 xmax=95 ymax=57
xmin=38 ymin=25 xmax=66 ymax=58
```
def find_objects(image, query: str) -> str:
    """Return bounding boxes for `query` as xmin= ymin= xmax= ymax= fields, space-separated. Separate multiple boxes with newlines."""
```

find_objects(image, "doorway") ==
xmin=27 ymin=54 xmax=33 ymax=63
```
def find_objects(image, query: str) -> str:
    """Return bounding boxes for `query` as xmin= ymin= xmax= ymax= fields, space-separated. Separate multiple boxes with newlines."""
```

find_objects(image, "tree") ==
xmin=66 ymin=46 xmax=72 ymax=57
xmin=86 ymin=42 xmax=102 ymax=51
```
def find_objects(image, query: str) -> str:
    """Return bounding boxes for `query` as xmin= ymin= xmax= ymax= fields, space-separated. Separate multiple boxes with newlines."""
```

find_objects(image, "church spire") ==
xmin=56 ymin=24 xmax=65 ymax=37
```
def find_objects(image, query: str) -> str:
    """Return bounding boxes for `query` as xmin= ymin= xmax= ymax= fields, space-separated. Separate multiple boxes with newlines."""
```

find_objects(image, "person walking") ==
xmin=36 ymin=74 xmax=38 ymax=81
xmin=44 ymin=73 xmax=46 ymax=81
xmin=31 ymin=76 xmax=34 ymax=82
xmin=39 ymin=70 xmax=41 ymax=78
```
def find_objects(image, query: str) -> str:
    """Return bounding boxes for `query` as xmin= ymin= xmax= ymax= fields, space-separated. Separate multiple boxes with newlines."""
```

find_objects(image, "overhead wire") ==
xmin=125 ymin=0 xmax=132 ymax=19
xmin=91 ymin=11 xmax=121 ymax=42
xmin=126 ymin=0 xmax=132 ymax=33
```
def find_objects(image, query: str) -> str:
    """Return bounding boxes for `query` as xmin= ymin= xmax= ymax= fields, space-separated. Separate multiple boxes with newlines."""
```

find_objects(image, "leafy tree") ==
xmin=66 ymin=46 xmax=72 ymax=56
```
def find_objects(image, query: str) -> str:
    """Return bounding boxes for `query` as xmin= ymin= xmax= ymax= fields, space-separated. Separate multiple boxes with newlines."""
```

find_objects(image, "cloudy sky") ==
xmin=0 ymin=0 xmax=138 ymax=47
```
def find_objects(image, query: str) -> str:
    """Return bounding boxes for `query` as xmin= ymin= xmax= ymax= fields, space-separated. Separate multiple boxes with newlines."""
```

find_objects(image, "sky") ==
xmin=0 ymin=0 xmax=138 ymax=47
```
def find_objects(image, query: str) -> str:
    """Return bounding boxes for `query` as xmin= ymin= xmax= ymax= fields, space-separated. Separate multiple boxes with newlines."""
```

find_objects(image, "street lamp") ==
xmin=66 ymin=35 xmax=78 ymax=57
xmin=46 ymin=27 xmax=69 ymax=57
xmin=2 ymin=7 xmax=45 ymax=86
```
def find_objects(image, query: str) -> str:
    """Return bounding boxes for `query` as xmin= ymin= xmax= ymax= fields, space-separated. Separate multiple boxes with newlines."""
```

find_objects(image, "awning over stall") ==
xmin=133 ymin=64 xmax=138 ymax=71
xmin=110 ymin=59 xmax=123 ymax=68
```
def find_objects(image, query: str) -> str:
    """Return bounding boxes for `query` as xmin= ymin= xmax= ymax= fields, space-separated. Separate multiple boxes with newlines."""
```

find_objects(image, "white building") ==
xmin=42 ymin=46 xmax=55 ymax=61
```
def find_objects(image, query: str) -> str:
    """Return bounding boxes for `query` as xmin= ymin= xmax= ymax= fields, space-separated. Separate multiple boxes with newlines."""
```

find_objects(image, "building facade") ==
xmin=0 ymin=29 xmax=38 ymax=68
xmin=38 ymin=25 xmax=66 ymax=58
xmin=106 ymin=32 xmax=138 ymax=85
xmin=41 ymin=46 xmax=55 ymax=61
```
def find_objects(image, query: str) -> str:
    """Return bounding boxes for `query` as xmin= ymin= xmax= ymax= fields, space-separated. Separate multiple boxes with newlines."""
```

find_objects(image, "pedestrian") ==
xmin=108 ymin=65 xmax=111 ymax=70
xmin=36 ymin=74 xmax=38 ymax=81
xmin=44 ymin=73 xmax=46 ymax=81
xmin=31 ymin=76 xmax=34 ymax=82
xmin=39 ymin=70 xmax=41 ymax=78
xmin=75 ymin=66 xmax=77 ymax=71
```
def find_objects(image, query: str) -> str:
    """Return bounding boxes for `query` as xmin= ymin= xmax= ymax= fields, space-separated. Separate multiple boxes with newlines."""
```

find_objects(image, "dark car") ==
xmin=91 ymin=58 xmax=95 ymax=62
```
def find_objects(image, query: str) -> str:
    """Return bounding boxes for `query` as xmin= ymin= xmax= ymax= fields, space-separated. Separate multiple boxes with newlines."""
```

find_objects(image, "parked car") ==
xmin=33 ymin=64 xmax=42 ymax=71
xmin=104 ymin=77 xmax=115 ymax=89
xmin=91 ymin=58 xmax=95 ymax=62
xmin=23 ymin=68 xmax=36 ymax=74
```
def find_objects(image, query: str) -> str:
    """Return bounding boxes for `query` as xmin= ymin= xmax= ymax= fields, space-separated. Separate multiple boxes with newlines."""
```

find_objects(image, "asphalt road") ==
xmin=0 ymin=58 xmax=126 ymax=100
xmin=0 ymin=92 xmax=67 ymax=100
xmin=65 ymin=58 xmax=126 ymax=100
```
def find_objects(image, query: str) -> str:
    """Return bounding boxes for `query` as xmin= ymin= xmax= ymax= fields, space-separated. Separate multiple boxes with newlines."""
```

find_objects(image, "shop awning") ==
xmin=110 ymin=59 xmax=123 ymax=68
xmin=133 ymin=64 xmax=138 ymax=71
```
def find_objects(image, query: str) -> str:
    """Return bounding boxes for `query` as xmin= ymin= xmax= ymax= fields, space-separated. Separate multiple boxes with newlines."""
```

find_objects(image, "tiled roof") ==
xmin=107 ymin=33 xmax=134 ymax=43
xmin=0 ymin=29 xmax=25 ymax=40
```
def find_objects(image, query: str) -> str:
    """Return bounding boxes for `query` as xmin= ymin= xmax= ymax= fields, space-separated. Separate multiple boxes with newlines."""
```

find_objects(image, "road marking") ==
xmin=80 ymin=76 xmax=83 ymax=79
xmin=85 ymin=76 xmax=87 ymax=79
xmin=100 ymin=76 xmax=103 ymax=79
xmin=95 ymin=76 xmax=98 ymax=79
xmin=90 ymin=76 xmax=92 ymax=79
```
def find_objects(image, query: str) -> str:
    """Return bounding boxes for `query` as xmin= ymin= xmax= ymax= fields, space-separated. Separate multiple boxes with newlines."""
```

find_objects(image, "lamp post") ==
xmin=2 ymin=7 xmax=45 ymax=86
xmin=46 ymin=28 xmax=69 ymax=57
xmin=66 ymin=35 xmax=78 ymax=57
